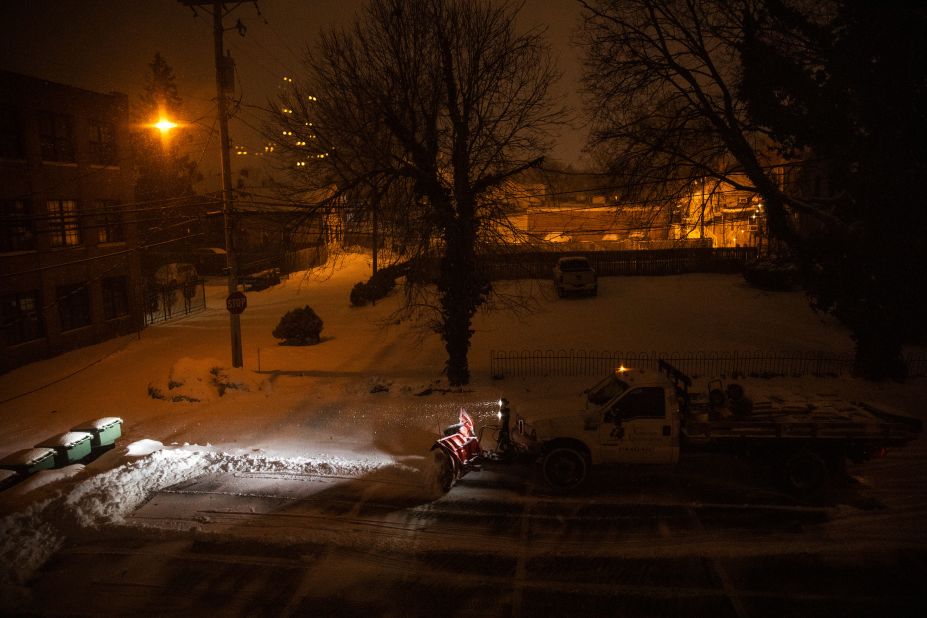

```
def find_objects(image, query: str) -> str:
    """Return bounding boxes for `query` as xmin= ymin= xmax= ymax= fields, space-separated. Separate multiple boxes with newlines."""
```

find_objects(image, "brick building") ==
xmin=1 ymin=71 xmax=141 ymax=372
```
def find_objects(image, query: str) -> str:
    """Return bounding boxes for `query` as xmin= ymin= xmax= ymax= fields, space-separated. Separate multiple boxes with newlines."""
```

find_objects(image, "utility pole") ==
xmin=180 ymin=0 xmax=243 ymax=367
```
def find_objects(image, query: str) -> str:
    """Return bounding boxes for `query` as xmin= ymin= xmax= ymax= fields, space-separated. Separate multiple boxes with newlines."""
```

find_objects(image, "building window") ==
xmin=56 ymin=284 xmax=91 ymax=331
xmin=0 ymin=105 xmax=25 ymax=160
xmin=38 ymin=111 xmax=75 ymax=162
xmin=97 ymin=200 xmax=124 ymax=243
xmin=102 ymin=277 xmax=129 ymax=320
xmin=0 ymin=199 xmax=35 ymax=252
xmin=1 ymin=290 xmax=44 ymax=345
xmin=47 ymin=199 xmax=81 ymax=247
xmin=88 ymin=120 xmax=117 ymax=165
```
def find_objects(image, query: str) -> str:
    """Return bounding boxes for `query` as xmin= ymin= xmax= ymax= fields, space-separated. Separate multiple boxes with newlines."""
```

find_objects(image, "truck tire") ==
xmin=425 ymin=448 xmax=455 ymax=497
xmin=543 ymin=447 xmax=587 ymax=489
xmin=781 ymin=450 xmax=828 ymax=494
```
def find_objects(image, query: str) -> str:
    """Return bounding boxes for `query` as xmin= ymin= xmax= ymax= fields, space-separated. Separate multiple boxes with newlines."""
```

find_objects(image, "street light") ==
xmin=146 ymin=109 xmax=184 ymax=147
xmin=153 ymin=117 xmax=178 ymax=133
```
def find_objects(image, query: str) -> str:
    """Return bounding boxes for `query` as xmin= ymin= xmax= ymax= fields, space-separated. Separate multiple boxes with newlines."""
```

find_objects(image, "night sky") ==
xmin=1 ymin=0 xmax=588 ymax=179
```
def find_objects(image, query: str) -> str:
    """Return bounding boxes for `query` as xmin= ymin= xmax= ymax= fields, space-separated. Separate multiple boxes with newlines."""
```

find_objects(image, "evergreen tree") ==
xmin=740 ymin=1 xmax=927 ymax=378
xmin=133 ymin=53 xmax=200 ymax=204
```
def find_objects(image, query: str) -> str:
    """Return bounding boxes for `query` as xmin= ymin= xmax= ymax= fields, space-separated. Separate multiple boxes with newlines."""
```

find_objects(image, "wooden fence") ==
xmin=482 ymin=247 xmax=758 ymax=280
xmin=490 ymin=349 xmax=927 ymax=379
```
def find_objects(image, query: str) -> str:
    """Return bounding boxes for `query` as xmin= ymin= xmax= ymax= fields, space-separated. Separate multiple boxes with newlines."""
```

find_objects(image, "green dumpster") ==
xmin=71 ymin=417 xmax=123 ymax=449
xmin=36 ymin=432 xmax=93 ymax=466
xmin=0 ymin=447 xmax=57 ymax=475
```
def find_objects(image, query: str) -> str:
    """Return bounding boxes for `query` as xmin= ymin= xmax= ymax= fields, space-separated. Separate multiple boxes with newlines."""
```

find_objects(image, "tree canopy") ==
xmin=271 ymin=0 xmax=564 ymax=384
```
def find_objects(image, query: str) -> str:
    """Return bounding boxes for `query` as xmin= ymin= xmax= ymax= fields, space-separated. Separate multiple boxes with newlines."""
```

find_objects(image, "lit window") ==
xmin=47 ymin=199 xmax=81 ymax=247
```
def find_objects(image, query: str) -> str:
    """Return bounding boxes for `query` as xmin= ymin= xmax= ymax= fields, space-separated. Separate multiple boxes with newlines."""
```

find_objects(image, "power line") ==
xmin=0 ymin=231 xmax=206 ymax=280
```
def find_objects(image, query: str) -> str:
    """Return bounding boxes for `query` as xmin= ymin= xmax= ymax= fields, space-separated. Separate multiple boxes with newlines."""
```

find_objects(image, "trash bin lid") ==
xmin=0 ymin=447 xmax=57 ymax=467
xmin=36 ymin=432 xmax=93 ymax=449
xmin=72 ymin=417 xmax=123 ymax=431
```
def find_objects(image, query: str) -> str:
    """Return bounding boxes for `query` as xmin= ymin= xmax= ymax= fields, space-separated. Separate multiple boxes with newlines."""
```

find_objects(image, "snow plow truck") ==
xmin=431 ymin=360 xmax=922 ymax=494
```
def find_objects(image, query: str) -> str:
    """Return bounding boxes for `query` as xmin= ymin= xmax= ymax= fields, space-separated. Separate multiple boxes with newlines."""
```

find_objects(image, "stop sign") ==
xmin=226 ymin=291 xmax=247 ymax=314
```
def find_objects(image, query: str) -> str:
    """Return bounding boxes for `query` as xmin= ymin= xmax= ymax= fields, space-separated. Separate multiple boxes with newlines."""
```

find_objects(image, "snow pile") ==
xmin=0 ymin=506 xmax=62 ymax=591
xmin=64 ymin=447 xmax=210 ymax=527
xmin=126 ymin=438 xmax=164 ymax=456
xmin=147 ymin=357 xmax=267 ymax=403
xmin=0 ymin=442 xmax=392 ymax=587
xmin=3 ymin=465 xmax=84 ymax=498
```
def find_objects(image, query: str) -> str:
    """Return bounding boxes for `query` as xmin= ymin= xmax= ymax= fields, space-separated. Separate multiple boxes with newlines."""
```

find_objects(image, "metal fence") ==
xmin=490 ymin=349 xmax=927 ymax=379
xmin=143 ymin=280 xmax=207 ymax=325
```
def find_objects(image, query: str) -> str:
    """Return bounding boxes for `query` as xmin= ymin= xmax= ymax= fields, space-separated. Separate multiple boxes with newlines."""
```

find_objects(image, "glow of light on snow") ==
xmin=0 ymin=444 xmax=394 ymax=587
xmin=0 ymin=251 xmax=904 ymax=606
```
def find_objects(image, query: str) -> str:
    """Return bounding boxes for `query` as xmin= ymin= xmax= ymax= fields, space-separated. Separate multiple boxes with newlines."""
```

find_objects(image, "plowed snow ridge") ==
xmin=0 ymin=446 xmax=389 ymax=585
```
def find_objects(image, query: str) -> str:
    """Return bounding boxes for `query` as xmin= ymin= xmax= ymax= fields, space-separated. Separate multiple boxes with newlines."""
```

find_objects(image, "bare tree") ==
xmin=578 ymin=0 xmax=843 ymax=242
xmin=269 ymin=0 xmax=563 ymax=385
xmin=580 ymin=0 xmax=927 ymax=379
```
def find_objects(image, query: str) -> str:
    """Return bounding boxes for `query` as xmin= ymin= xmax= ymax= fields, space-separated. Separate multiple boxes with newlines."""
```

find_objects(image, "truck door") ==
xmin=598 ymin=387 xmax=677 ymax=464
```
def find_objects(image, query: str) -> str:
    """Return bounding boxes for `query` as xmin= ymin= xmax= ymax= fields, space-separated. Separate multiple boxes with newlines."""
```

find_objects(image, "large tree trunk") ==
xmin=853 ymin=323 xmax=907 ymax=381
xmin=438 ymin=216 xmax=482 ymax=386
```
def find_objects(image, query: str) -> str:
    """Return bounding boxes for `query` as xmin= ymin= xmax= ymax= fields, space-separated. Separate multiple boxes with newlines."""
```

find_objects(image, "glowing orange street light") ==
xmin=153 ymin=117 xmax=178 ymax=134
xmin=145 ymin=107 xmax=185 ymax=145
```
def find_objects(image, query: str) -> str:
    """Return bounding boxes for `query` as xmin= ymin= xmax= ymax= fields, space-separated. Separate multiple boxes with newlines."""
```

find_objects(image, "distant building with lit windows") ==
xmin=0 ymin=71 xmax=141 ymax=372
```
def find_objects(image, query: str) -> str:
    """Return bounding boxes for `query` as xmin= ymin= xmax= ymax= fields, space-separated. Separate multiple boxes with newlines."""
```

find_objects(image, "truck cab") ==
xmin=513 ymin=367 xmax=681 ymax=487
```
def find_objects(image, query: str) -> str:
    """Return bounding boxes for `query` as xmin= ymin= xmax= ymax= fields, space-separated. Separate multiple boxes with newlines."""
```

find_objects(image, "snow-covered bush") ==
xmin=743 ymin=256 xmax=799 ymax=291
xmin=272 ymin=306 xmax=323 ymax=345
xmin=349 ymin=264 xmax=402 ymax=306
xmin=350 ymin=281 xmax=370 ymax=307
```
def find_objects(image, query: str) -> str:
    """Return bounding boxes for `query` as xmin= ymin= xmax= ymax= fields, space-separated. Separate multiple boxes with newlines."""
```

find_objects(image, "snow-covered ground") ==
xmin=1 ymin=253 xmax=925 ymax=613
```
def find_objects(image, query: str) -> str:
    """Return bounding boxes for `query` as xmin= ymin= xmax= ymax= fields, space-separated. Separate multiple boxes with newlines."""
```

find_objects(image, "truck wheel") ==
xmin=425 ymin=448 xmax=455 ymax=497
xmin=782 ymin=450 xmax=828 ymax=494
xmin=543 ymin=448 xmax=587 ymax=489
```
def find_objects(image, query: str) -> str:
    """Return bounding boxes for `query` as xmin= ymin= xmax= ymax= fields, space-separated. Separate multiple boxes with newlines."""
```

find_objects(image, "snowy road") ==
xmin=24 ymin=453 xmax=927 ymax=617
xmin=3 ymin=261 xmax=926 ymax=616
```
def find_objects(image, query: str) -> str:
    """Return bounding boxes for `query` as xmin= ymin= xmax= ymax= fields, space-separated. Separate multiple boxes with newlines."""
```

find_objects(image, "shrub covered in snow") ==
xmin=349 ymin=281 xmax=370 ymax=307
xmin=273 ymin=306 xmax=324 ymax=345
xmin=744 ymin=256 xmax=799 ymax=291
xmin=349 ymin=264 xmax=404 ymax=306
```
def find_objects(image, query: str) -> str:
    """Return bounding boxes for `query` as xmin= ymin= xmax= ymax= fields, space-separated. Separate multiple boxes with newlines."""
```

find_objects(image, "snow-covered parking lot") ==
xmin=2 ymin=254 xmax=926 ymax=615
